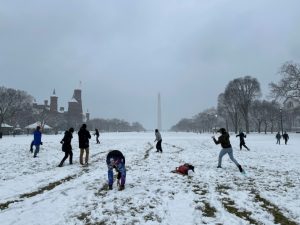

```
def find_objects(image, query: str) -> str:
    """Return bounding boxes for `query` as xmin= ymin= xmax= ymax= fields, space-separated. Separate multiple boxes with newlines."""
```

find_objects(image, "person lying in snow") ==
xmin=172 ymin=163 xmax=195 ymax=176
xmin=106 ymin=150 xmax=126 ymax=191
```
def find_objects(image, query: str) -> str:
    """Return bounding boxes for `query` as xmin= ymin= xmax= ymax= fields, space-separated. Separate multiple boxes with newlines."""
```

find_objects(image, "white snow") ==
xmin=0 ymin=132 xmax=299 ymax=225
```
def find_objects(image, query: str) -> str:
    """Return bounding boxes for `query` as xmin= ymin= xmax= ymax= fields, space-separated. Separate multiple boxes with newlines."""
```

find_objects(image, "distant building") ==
xmin=32 ymin=87 xmax=88 ymax=130
xmin=283 ymin=98 xmax=300 ymax=132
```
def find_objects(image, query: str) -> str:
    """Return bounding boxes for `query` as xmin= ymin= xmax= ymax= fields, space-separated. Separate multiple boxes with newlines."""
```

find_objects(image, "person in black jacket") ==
xmin=106 ymin=150 xmax=126 ymax=191
xmin=78 ymin=124 xmax=91 ymax=165
xmin=212 ymin=128 xmax=244 ymax=173
xmin=94 ymin=128 xmax=100 ymax=144
xmin=282 ymin=131 xmax=289 ymax=145
xmin=236 ymin=131 xmax=250 ymax=151
xmin=58 ymin=127 xmax=74 ymax=167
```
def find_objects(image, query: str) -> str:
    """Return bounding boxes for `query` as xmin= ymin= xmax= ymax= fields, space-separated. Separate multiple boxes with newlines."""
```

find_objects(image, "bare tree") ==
xmin=218 ymin=93 xmax=241 ymax=133
xmin=250 ymin=100 xmax=264 ymax=133
xmin=225 ymin=76 xmax=261 ymax=133
xmin=270 ymin=62 xmax=300 ymax=100
xmin=0 ymin=87 xmax=33 ymax=131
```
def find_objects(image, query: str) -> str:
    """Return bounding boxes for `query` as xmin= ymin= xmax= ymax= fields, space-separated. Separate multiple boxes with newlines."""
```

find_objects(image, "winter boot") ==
xmin=238 ymin=165 xmax=243 ymax=173
xmin=108 ymin=185 xmax=113 ymax=190
xmin=118 ymin=185 xmax=125 ymax=191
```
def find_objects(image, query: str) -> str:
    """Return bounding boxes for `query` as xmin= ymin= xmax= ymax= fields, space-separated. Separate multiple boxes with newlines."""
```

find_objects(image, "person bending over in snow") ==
xmin=236 ymin=130 xmax=250 ymax=151
xmin=172 ymin=163 xmax=195 ymax=176
xmin=106 ymin=150 xmax=126 ymax=191
xmin=212 ymin=128 xmax=244 ymax=173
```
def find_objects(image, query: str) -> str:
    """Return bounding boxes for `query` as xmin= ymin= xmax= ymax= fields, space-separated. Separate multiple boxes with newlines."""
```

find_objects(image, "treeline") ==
xmin=171 ymin=61 xmax=300 ymax=134
xmin=87 ymin=118 xmax=146 ymax=132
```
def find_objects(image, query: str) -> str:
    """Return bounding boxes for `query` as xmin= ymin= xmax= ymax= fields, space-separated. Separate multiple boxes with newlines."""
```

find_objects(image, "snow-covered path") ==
xmin=0 ymin=132 xmax=299 ymax=225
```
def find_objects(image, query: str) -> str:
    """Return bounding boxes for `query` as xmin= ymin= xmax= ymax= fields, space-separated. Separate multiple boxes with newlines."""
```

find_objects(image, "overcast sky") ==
xmin=1 ymin=0 xmax=300 ymax=130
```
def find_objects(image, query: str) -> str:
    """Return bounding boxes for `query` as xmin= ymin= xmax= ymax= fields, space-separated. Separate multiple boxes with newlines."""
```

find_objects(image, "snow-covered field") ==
xmin=0 ymin=132 xmax=299 ymax=225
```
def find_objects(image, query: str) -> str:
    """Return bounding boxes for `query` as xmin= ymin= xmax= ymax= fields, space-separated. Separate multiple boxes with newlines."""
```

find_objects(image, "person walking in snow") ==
xmin=276 ymin=132 xmax=281 ymax=145
xmin=94 ymin=128 xmax=100 ymax=144
xmin=154 ymin=129 xmax=163 ymax=153
xmin=212 ymin=128 xmax=244 ymax=173
xmin=236 ymin=130 xmax=250 ymax=151
xmin=78 ymin=124 xmax=91 ymax=165
xmin=106 ymin=150 xmax=126 ymax=191
xmin=58 ymin=127 xmax=74 ymax=167
xmin=32 ymin=126 xmax=42 ymax=158
xmin=282 ymin=131 xmax=289 ymax=145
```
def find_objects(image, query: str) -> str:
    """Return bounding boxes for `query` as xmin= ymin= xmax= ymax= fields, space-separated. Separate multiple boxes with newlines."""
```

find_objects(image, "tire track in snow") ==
xmin=0 ymin=151 xmax=107 ymax=211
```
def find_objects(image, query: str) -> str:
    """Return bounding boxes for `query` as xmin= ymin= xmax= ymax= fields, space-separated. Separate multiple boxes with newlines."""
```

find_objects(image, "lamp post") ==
xmin=280 ymin=108 xmax=283 ymax=135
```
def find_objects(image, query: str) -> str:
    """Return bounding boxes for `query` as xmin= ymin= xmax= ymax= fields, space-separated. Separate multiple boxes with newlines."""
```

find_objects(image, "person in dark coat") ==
xmin=106 ymin=150 xmax=126 ymax=191
xmin=94 ymin=128 xmax=100 ymax=144
xmin=154 ymin=129 xmax=162 ymax=153
xmin=58 ymin=127 xmax=74 ymax=167
xmin=276 ymin=132 xmax=281 ymax=145
xmin=33 ymin=126 xmax=42 ymax=158
xmin=78 ymin=124 xmax=91 ymax=165
xmin=282 ymin=131 xmax=289 ymax=145
xmin=212 ymin=128 xmax=244 ymax=173
xmin=236 ymin=131 xmax=250 ymax=151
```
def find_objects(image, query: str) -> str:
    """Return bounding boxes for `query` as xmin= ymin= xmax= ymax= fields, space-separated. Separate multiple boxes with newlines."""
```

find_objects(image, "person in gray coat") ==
xmin=154 ymin=129 xmax=162 ymax=153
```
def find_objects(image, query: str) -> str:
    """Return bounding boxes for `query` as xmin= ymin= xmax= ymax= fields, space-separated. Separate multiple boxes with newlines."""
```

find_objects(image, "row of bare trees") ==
xmin=87 ymin=118 xmax=146 ymax=132
xmin=171 ymin=61 xmax=300 ymax=133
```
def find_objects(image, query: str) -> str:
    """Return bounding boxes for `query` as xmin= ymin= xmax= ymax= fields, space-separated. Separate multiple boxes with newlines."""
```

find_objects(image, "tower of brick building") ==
xmin=67 ymin=88 xmax=83 ymax=127
xmin=50 ymin=89 xmax=58 ymax=112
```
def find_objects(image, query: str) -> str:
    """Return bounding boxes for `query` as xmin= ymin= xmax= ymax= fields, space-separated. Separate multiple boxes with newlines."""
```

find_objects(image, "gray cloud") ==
xmin=1 ymin=0 xmax=300 ymax=129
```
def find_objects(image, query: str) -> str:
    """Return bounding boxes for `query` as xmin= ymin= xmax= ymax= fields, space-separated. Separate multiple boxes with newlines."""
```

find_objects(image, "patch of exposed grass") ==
xmin=144 ymin=212 xmax=162 ymax=223
xmin=0 ymin=175 xmax=76 ymax=211
xmin=20 ymin=175 xmax=76 ymax=198
xmin=254 ymin=193 xmax=298 ymax=225
xmin=202 ymin=201 xmax=217 ymax=217
xmin=222 ymin=198 xmax=260 ymax=225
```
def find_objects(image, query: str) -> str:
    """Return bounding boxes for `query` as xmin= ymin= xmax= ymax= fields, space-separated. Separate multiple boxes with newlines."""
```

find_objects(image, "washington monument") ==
xmin=157 ymin=93 xmax=162 ymax=130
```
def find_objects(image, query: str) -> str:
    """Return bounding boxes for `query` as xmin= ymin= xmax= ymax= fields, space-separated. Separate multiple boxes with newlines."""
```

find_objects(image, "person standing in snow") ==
xmin=58 ymin=127 xmax=74 ymax=167
xmin=276 ymin=132 xmax=281 ymax=145
xmin=94 ymin=128 xmax=100 ymax=144
xmin=212 ymin=128 xmax=244 ymax=173
xmin=282 ymin=131 xmax=289 ymax=145
xmin=78 ymin=124 xmax=91 ymax=165
xmin=106 ymin=150 xmax=126 ymax=191
xmin=154 ymin=129 xmax=163 ymax=153
xmin=33 ymin=126 xmax=42 ymax=158
xmin=236 ymin=130 xmax=250 ymax=151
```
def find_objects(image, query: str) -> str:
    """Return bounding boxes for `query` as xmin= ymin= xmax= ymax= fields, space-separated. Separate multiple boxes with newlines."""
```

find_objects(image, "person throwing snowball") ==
xmin=212 ymin=128 xmax=244 ymax=173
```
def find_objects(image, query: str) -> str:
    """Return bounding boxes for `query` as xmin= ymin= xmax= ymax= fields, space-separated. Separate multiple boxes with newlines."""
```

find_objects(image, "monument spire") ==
xmin=157 ymin=93 xmax=162 ymax=130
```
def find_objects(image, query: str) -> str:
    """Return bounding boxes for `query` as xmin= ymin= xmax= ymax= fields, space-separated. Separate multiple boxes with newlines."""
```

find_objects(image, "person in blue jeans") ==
xmin=212 ymin=128 xmax=244 ymax=173
xmin=33 ymin=126 xmax=42 ymax=158
xmin=106 ymin=150 xmax=126 ymax=191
